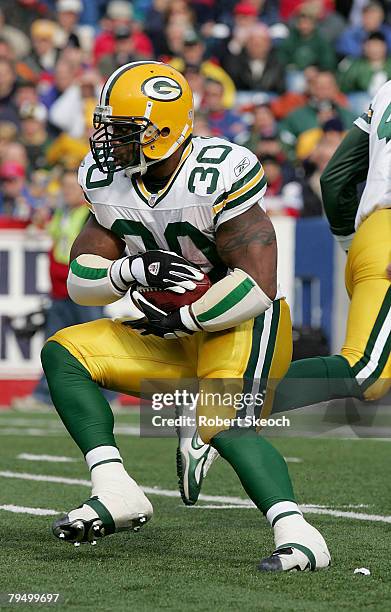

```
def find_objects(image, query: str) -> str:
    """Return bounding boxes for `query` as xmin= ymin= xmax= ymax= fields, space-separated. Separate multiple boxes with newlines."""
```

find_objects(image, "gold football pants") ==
xmin=48 ymin=299 xmax=292 ymax=443
xmin=342 ymin=208 xmax=391 ymax=400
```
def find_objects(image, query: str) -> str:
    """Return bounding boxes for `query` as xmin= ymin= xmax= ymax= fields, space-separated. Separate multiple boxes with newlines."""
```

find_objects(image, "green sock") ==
xmin=211 ymin=428 xmax=295 ymax=514
xmin=272 ymin=355 xmax=363 ymax=413
xmin=41 ymin=341 xmax=116 ymax=455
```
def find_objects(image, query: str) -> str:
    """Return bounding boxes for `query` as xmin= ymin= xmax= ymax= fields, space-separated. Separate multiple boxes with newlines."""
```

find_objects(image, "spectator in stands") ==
xmin=0 ymin=122 xmax=18 ymax=161
xmin=183 ymin=65 xmax=206 ymax=111
xmin=243 ymin=103 xmax=279 ymax=152
xmin=0 ymin=37 xmax=15 ymax=62
xmin=49 ymin=68 xmax=100 ymax=139
xmin=14 ymin=80 xmax=40 ymax=116
xmin=93 ymin=0 xmax=153 ymax=64
xmin=278 ymin=2 xmax=336 ymax=91
xmin=55 ymin=0 xmax=83 ymax=50
xmin=336 ymin=1 xmax=391 ymax=58
xmin=0 ymin=0 xmax=54 ymax=37
xmin=203 ymin=78 xmax=248 ymax=142
xmin=0 ymin=142 xmax=29 ymax=169
xmin=39 ymin=57 xmax=79 ymax=111
xmin=98 ymin=25 xmax=142 ymax=78
xmin=300 ymin=0 xmax=346 ymax=44
xmin=296 ymin=113 xmax=345 ymax=160
xmin=25 ymin=20 xmax=60 ymax=77
xmin=0 ymin=8 xmax=31 ymax=59
xmin=170 ymin=29 xmax=236 ymax=109
xmin=19 ymin=102 xmax=52 ymax=174
xmin=165 ymin=0 xmax=196 ymax=27
xmin=11 ymin=169 xmax=116 ymax=411
xmin=0 ymin=59 xmax=20 ymax=127
xmin=158 ymin=19 xmax=187 ymax=59
xmin=279 ymin=70 xmax=356 ymax=154
xmin=222 ymin=23 xmax=285 ymax=94
xmin=262 ymin=154 xmax=304 ymax=217
xmin=46 ymin=128 xmax=89 ymax=170
xmin=226 ymin=1 xmax=260 ymax=57
xmin=300 ymin=117 xmax=345 ymax=216
xmin=144 ymin=0 xmax=171 ymax=56
xmin=338 ymin=31 xmax=391 ymax=95
xmin=0 ymin=161 xmax=37 ymax=220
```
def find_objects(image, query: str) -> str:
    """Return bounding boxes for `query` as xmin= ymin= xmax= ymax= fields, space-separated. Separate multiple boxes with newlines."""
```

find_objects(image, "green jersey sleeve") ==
xmin=320 ymin=125 xmax=369 ymax=243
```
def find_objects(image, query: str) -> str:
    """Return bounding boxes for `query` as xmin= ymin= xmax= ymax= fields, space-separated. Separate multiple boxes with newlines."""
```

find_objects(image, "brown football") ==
xmin=136 ymin=274 xmax=211 ymax=313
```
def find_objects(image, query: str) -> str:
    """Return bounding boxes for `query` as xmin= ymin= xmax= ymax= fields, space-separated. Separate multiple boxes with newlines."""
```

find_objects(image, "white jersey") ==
xmin=78 ymin=137 xmax=267 ymax=283
xmin=354 ymin=80 xmax=391 ymax=229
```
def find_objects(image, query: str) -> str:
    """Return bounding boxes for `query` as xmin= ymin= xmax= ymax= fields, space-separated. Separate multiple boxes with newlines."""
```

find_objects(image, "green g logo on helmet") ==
xmin=141 ymin=76 xmax=183 ymax=101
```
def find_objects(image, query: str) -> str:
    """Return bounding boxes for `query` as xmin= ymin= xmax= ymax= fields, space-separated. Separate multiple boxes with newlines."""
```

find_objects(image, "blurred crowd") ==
xmin=0 ymin=0 xmax=388 ymax=222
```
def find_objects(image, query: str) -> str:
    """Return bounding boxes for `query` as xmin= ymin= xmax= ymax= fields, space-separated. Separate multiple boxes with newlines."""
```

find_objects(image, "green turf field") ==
xmin=0 ymin=409 xmax=390 ymax=611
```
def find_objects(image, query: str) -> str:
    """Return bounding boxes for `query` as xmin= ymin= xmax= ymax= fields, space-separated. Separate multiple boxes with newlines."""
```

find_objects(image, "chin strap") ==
xmin=124 ymin=148 xmax=148 ymax=177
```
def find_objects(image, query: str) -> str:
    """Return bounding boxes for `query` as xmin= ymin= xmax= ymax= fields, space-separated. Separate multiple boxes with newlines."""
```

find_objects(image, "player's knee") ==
xmin=41 ymin=340 xmax=66 ymax=379
xmin=41 ymin=339 xmax=90 ymax=382
xmin=41 ymin=341 xmax=56 ymax=376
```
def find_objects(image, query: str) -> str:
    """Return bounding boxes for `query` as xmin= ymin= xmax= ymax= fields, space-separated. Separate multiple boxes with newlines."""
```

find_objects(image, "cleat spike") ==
xmin=52 ymin=496 xmax=152 ymax=545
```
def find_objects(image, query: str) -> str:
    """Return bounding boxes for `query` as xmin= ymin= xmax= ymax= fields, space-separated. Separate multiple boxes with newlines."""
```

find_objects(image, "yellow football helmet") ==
xmin=90 ymin=61 xmax=194 ymax=176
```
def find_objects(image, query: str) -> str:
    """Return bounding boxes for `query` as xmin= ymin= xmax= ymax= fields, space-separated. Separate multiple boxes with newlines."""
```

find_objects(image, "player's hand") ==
xmin=124 ymin=291 xmax=198 ymax=339
xmin=123 ymin=250 xmax=204 ymax=293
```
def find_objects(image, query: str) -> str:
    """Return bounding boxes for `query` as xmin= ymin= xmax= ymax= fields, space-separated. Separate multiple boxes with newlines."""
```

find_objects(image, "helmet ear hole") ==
xmin=161 ymin=127 xmax=170 ymax=137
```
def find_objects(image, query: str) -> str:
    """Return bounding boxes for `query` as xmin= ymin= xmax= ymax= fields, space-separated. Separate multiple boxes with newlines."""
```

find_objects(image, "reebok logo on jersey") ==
xmin=234 ymin=157 xmax=250 ymax=177
xmin=148 ymin=262 xmax=160 ymax=275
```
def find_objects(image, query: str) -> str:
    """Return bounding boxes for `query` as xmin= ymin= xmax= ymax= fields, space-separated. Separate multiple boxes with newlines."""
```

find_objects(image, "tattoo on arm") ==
xmin=217 ymin=213 xmax=276 ymax=256
xmin=216 ymin=204 xmax=277 ymax=298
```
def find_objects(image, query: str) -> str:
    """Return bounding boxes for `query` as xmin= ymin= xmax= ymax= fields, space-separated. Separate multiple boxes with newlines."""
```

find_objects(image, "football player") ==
xmin=41 ymin=62 xmax=330 ymax=571
xmin=270 ymin=80 xmax=391 ymax=412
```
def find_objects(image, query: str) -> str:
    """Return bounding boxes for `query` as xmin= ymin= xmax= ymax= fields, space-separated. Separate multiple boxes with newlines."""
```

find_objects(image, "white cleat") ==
xmin=53 ymin=473 xmax=153 ymax=545
xmin=258 ymin=515 xmax=331 ymax=572
xmin=176 ymin=430 xmax=219 ymax=505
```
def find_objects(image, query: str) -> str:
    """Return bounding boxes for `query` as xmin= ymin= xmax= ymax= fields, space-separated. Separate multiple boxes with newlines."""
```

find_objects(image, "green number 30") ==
xmin=187 ymin=144 xmax=232 ymax=194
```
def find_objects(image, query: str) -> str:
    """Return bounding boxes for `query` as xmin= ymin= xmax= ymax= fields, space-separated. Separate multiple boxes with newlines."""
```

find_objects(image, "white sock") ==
xmin=85 ymin=445 xmax=122 ymax=471
xmin=266 ymin=501 xmax=303 ymax=527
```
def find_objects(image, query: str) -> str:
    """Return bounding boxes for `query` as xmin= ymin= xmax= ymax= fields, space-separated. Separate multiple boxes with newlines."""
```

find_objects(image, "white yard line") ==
xmin=0 ymin=504 xmax=58 ymax=516
xmin=0 ymin=428 xmax=65 ymax=436
xmin=283 ymin=457 xmax=303 ymax=463
xmin=17 ymin=453 xmax=78 ymax=463
xmin=298 ymin=507 xmax=391 ymax=523
xmin=0 ymin=470 xmax=389 ymax=523
xmin=0 ymin=471 xmax=90 ymax=487
xmin=0 ymin=418 xmax=60 ymax=427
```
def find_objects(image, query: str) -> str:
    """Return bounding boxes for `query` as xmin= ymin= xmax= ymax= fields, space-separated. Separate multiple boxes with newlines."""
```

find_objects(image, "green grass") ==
xmin=0 ymin=411 xmax=390 ymax=611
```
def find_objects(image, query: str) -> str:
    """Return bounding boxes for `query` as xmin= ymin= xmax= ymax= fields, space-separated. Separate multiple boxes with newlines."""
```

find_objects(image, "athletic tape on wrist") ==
xmin=68 ymin=254 xmax=126 ymax=306
xmin=190 ymin=268 xmax=273 ymax=332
